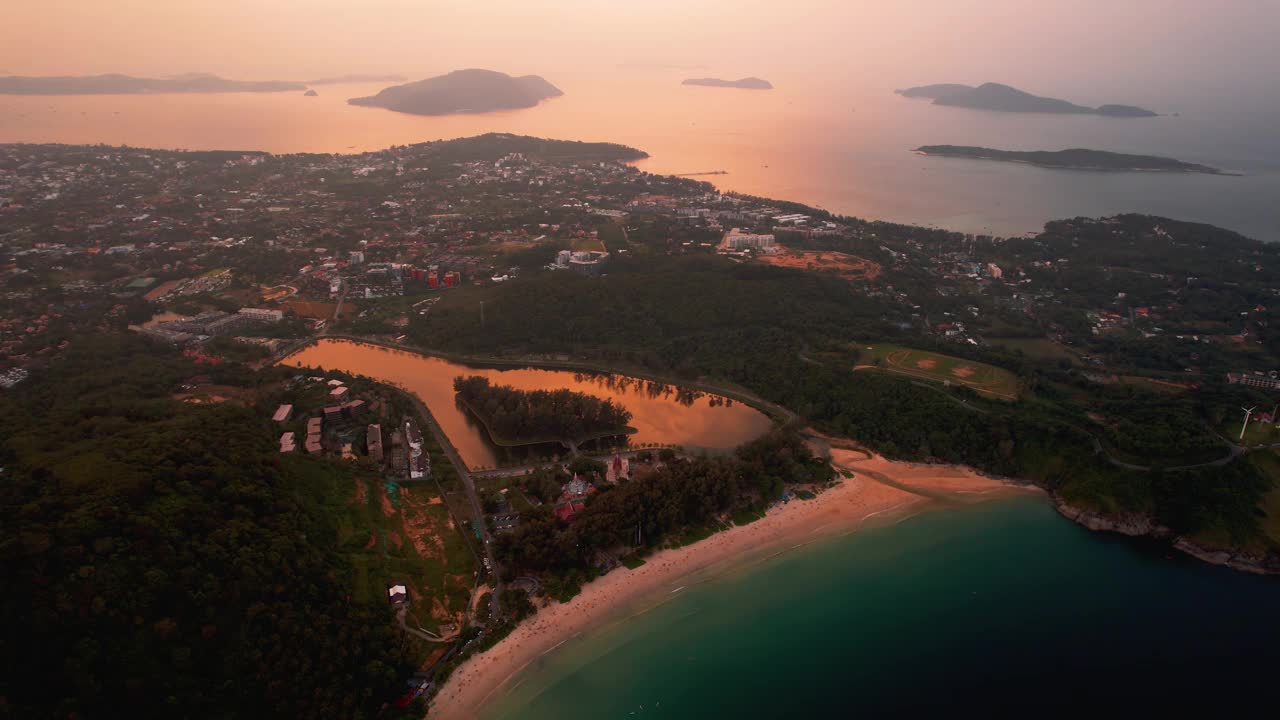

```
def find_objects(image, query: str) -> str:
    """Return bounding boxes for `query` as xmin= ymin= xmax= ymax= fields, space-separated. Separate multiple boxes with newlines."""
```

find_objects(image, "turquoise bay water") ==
xmin=482 ymin=497 xmax=1280 ymax=718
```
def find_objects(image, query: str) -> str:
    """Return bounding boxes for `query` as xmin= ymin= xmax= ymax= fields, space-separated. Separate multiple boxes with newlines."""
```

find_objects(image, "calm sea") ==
xmin=2 ymin=71 xmax=1277 ymax=240
xmin=481 ymin=497 xmax=1280 ymax=718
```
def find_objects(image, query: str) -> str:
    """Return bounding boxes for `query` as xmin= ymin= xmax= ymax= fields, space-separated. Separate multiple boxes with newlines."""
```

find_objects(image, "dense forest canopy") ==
xmin=453 ymin=375 xmax=633 ymax=444
xmin=0 ymin=337 xmax=419 ymax=718
xmin=414 ymin=252 xmax=1276 ymax=545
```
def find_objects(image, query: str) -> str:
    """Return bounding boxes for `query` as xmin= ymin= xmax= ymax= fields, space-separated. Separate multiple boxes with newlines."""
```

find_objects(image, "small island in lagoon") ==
xmin=896 ymin=82 xmax=1157 ymax=117
xmin=683 ymin=77 xmax=773 ymax=90
xmin=453 ymin=375 xmax=635 ymax=448
xmin=914 ymin=145 xmax=1232 ymax=174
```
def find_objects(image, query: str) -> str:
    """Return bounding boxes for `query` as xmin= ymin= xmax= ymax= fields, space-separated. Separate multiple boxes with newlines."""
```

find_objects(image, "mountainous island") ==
xmin=897 ymin=82 xmax=1157 ymax=117
xmin=682 ymin=77 xmax=773 ymax=90
xmin=0 ymin=72 xmax=308 ymax=94
xmin=914 ymin=145 xmax=1230 ymax=174
xmin=348 ymin=69 xmax=562 ymax=115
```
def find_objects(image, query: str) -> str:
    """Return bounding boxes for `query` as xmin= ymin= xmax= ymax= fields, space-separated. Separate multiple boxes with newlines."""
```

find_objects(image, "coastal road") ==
xmin=469 ymin=448 xmax=655 ymax=480
xmin=332 ymin=279 xmax=349 ymax=324
xmin=401 ymin=389 xmax=505 ymax=624
xmin=396 ymin=606 xmax=453 ymax=643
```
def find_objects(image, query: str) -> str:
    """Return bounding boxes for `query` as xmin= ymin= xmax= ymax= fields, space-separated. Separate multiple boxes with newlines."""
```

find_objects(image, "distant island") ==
xmin=348 ymin=69 xmax=562 ymax=116
xmin=303 ymin=89 xmax=318 ymax=97
xmin=0 ymin=73 xmax=306 ymax=94
xmin=682 ymin=77 xmax=773 ymax=90
xmin=302 ymin=74 xmax=406 ymax=85
xmin=914 ymin=145 xmax=1230 ymax=174
xmin=896 ymin=82 xmax=1157 ymax=117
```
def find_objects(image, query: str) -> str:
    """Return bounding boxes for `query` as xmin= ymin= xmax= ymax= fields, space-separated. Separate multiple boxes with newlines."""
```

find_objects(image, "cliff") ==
xmin=1055 ymin=497 xmax=1279 ymax=575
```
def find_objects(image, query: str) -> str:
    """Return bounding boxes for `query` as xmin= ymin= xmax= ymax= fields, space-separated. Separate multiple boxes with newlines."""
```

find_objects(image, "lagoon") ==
xmin=278 ymin=339 xmax=773 ymax=470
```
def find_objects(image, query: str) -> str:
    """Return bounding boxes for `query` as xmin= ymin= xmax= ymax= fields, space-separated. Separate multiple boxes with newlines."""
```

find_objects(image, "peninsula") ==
xmin=682 ymin=77 xmax=773 ymax=90
xmin=0 ymin=72 xmax=307 ymax=94
xmin=896 ymin=82 xmax=1157 ymax=117
xmin=914 ymin=145 xmax=1229 ymax=174
xmin=347 ymin=69 xmax=562 ymax=115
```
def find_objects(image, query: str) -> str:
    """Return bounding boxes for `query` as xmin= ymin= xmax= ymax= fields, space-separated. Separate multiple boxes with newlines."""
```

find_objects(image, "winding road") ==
xmin=399 ymin=388 xmax=505 ymax=623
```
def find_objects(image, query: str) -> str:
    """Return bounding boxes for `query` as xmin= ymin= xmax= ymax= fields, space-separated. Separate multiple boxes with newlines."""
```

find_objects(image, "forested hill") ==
xmin=915 ymin=146 xmax=1226 ymax=174
xmin=403 ymin=132 xmax=649 ymax=162
xmin=411 ymin=253 xmax=1276 ymax=548
xmin=1001 ymin=214 xmax=1280 ymax=284
xmin=0 ymin=336 xmax=417 ymax=718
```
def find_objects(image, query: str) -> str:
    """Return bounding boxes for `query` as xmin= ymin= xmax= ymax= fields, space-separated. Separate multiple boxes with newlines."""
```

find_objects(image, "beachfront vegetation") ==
xmin=493 ymin=428 xmax=833 ymax=596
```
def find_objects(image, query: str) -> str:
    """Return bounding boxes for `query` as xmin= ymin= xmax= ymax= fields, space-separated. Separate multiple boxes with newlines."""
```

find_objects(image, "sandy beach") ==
xmin=429 ymin=447 xmax=1037 ymax=719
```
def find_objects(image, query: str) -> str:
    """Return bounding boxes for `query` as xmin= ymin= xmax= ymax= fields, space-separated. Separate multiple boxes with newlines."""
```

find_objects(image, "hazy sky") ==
xmin=3 ymin=0 xmax=1278 ymax=102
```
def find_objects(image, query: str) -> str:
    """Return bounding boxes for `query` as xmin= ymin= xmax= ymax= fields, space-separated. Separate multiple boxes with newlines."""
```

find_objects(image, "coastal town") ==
xmin=9 ymin=1 xmax=1280 ymax=717
xmin=5 ymin=134 xmax=1278 ymax=388
xmin=5 ymin=133 xmax=1280 ymax=716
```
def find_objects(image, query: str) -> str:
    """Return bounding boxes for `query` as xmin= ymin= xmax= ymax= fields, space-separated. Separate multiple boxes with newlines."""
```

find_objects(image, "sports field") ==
xmin=857 ymin=344 xmax=1020 ymax=400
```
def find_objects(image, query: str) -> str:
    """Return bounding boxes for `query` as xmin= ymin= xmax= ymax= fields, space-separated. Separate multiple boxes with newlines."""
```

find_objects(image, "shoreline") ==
xmin=428 ymin=448 xmax=1038 ymax=719
xmin=281 ymin=334 xmax=798 ymax=425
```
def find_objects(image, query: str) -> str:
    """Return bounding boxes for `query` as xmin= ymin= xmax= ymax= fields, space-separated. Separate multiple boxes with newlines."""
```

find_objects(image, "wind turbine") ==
xmin=1240 ymin=406 xmax=1256 ymax=440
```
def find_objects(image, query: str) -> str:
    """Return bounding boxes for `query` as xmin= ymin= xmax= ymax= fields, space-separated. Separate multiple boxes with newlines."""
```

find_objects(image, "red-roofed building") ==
xmin=554 ymin=500 xmax=587 ymax=522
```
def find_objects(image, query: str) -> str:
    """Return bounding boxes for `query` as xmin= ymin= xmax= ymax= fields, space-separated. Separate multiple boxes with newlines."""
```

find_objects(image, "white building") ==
xmin=722 ymin=228 xmax=776 ymax=251
xmin=238 ymin=307 xmax=284 ymax=323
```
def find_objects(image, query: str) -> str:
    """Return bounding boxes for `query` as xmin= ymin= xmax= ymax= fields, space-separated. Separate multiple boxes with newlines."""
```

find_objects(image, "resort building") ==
xmin=567 ymin=250 xmax=610 ymax=275
xmin=722 ymin=228 xmax=776 ymax=250
xmin=1227 ymin=371 xmax=1280 ymax=390
xmin=237 ymin=307 xmax=284 ymax=323
xmin=367 ymin=423 xmax=384 ymax=462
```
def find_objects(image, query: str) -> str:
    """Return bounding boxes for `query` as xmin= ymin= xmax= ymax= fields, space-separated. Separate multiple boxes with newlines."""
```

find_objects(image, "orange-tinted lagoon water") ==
xmin=279 ymin=339 xmax=773 ymax=470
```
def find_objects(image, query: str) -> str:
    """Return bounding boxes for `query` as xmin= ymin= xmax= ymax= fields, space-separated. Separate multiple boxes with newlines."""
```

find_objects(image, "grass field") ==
xmin=987 ymin=337 xmax=1083 ymax=366
xmin=1217 ymin=415 xmax=1280 ymax=447
xmin=474 ymin=475 xmax=537 ymax=512
xmin=1117 ymin=375 xmax=1195 ymax=394
xmin=1249 ymin=451 xmax=1280 ymax=546
xmin=858 ymin=344 xmax=1020 ymax=400
xmin=289 ymin=455 xmax=476 ymax=632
